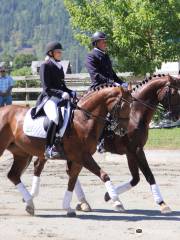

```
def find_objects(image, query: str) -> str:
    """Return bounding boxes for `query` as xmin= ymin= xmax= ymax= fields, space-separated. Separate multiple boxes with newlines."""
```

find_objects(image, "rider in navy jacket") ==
xmin=35 ymin=41 xmax=75 ymax=159
xmin=38 ymin=59 xmax=73 ymax=105
xmin=85 ymin=31 xmax=125 ymax=89
xmin=85 ymin=32 xmax=127 ymax=152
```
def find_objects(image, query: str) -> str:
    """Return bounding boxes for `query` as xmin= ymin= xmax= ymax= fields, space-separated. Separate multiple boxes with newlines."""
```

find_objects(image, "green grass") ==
xmin=145 ymin=128 xmax=180 ymax=149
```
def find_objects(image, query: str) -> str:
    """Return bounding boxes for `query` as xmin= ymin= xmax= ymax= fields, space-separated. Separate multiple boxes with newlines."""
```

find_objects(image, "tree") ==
xmin=64 ymin=0 xmax=180 ymax=75
xmin=13 ymin=53 xmax=37 ymax=69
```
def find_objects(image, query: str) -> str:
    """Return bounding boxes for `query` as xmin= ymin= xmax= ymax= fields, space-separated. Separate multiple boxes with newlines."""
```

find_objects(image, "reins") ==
xmin=132 ymin=97 xmax=155 ymax=110
xmin=71 ymin=96 xmax=131 ymax=124
xmin=71 ymin=102 xmax=110 ymax=123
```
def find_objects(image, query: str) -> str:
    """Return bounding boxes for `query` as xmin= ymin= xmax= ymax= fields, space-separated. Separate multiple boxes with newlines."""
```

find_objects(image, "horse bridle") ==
xmin=71 ymin=96 xmax=132 ymax=125
xmin=160 ymin=83 xmax=180 ymax=118
xmin=132 ymin=82 xmax=180 ymax=113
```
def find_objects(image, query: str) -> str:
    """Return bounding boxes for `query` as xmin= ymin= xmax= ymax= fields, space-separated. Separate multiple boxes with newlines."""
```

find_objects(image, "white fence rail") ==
xmin=12 ymin=73 xmax=136 ymax=105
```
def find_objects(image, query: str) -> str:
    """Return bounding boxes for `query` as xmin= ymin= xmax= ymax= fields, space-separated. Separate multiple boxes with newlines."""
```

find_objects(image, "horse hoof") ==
xmin=76 ymin=202 xmax=92 ymax=212
xmin=113 ymin=201 xmax=125 ymax=212
xmin=160 ymin=203 xmax=172 ymax=214
xmin=25 ymin=200 xmax=35 ymax=216
xmin=26 ymin=205 xmax=35 ymax=216
xmin=104 ymin=192 xmax=110 ymax=202
xmin=66 ymin=208 xmax=76 ymax=217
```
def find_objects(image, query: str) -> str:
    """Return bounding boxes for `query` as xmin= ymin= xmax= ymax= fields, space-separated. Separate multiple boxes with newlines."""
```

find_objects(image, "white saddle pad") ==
xmin=23 ymin=102 xmax=71 ymax=138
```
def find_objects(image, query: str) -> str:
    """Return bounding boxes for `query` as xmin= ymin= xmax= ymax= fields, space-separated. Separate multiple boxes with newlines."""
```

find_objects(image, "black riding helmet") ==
xmin=45 ymin=41 xmax=63 ymax=55
xmin=91 ymin=31 xmax=107 ymax=46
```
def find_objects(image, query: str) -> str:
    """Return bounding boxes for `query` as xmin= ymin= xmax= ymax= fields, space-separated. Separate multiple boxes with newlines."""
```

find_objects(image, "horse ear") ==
xmin=127 ymin=82 xmax=132 ymax=92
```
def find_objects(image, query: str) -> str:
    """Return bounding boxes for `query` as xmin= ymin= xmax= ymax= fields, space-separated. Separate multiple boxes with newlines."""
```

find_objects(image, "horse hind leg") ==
xmin=62 ymin=161 xmax=83 ymax=217
xmin=7 ymin=153 xmax=35 ymax=215
xmin=66 ymin=161 xmax=92 ymax=212
xmin=30 ymin=157 xmax=47 ymax=198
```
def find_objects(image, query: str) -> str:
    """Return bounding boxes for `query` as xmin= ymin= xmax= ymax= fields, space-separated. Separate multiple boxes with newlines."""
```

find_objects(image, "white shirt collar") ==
xmin=94 ymin=47 xmax=106 ymax=54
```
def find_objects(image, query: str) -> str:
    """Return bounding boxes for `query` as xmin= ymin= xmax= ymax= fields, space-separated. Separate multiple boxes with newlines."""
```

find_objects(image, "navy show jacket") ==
xmin=36 ymin=59 xmax=73 ymax=106
xmin=85 ymin=48 xmax=124 ymax=88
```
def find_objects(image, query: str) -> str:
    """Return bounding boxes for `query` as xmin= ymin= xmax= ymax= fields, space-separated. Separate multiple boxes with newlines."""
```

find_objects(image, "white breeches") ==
xmin=43 ymin=98 xmax=59 ymax=125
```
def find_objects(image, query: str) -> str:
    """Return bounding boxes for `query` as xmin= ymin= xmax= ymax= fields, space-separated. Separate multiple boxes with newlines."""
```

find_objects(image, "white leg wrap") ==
xmin=30 ymin=176 xmax=40 ymax=197
xmin=16 ymin=182 xmax=32 ymax=202
xmin=151 ymin=184 xmax=163 ymax=204
xmin=115 ymin=181 xmax=132 ymax=194
xmin=105 ymin=180 xmax=118 ymax=202
xmin=62 ymin=190 xmax=73 ymax=210
xmin=74 ymin=179 xmax=86 ymax=202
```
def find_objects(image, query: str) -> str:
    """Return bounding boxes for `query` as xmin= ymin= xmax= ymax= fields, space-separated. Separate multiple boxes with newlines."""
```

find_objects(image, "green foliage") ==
xmin=13 ymin=54 xmax=37 ymax=69
xmin=153 ymin=105 xmax=165 ymax=123
xmin=64 ymin=0 xmax=180 ymax=75
xmin=0 ymin=0 xmax=87 ymax=73
xmin=11 ymin=66 xmax=32 ymax=78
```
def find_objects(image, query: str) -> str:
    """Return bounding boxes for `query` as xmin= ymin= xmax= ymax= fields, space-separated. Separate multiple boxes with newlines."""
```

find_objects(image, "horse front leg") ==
xmin=82 ymin=153 xmax=125 ymax=212
xmin=62 ymin=161 xmax=83 ymax=217
xmin=104 ymin=151 xmax=140 ymax=202
xmin=66 ymin=161 xmax=92 ymax=212
xmin=136 ymin=147 xmax=172 ymax=214
xmin=30 ymin=157 xmax=47 ymax=198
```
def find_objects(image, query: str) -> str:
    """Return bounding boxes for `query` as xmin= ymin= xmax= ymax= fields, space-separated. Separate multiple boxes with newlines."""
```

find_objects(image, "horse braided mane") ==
xmin=132 ymin=73 xmax=167 ymax=92
xmin=81 ymin=83 xmax=121 ymax=100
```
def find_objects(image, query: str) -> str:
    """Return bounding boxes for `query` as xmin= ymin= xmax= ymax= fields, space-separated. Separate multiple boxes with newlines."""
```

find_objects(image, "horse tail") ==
xmin=0 ymin=106 xmax=14 ymax=156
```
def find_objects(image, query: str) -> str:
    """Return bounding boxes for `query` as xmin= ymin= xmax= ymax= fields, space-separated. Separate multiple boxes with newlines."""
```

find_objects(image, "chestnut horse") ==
xmin=0 ymin=84 xmax=132 ymax=216
xmin=102 ymin=74 xmax=180 ymax=213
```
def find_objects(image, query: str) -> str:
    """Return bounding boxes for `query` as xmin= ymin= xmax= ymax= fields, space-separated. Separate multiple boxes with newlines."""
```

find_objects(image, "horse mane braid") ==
xmin=132 ymin=73 xmax=167 ymax=92
xmin=81 ymin=83 xmax=118 ymax=99
xmin=92 ymin=82 xmax=118 ymax=91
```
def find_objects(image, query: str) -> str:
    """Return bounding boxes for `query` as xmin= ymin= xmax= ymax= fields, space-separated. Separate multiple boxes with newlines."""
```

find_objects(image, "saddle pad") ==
xmin=23 ymin=102 xmax=71 ymax=138
xmin=23 ymin=109 xmax=47 ymax=138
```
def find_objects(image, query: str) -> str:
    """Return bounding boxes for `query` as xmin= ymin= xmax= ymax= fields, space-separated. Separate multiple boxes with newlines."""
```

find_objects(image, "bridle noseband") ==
xmin=159 ymin=82 xmax=180 ymax=116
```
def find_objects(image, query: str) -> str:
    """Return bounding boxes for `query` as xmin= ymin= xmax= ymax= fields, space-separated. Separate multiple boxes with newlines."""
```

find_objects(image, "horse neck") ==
xmin=78 ymin=88 xmax=113 ymax=116
xmin=131 ymin=77 xmax=168 ymax=125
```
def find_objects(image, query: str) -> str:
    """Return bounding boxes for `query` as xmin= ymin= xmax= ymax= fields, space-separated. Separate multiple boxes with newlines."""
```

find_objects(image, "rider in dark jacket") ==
xmin=85 ymin=31 xmax=126 ymax=89
xmin=37 ymin=41 xmax=75 ymax=159
xmin=85 ymin=32 xmax=127 ymax=152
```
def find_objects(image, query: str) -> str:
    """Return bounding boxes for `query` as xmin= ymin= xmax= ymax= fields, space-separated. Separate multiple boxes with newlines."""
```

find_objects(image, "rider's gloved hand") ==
xmin=121 ymin=82 xmax=128 ymax=88
xmin=113 ymin=82 xmax=120 ymax=87
xmin=71 ymin=91 xmax=76 ymax=99
xmin=62 ymin=92 xmax=70 ymax=100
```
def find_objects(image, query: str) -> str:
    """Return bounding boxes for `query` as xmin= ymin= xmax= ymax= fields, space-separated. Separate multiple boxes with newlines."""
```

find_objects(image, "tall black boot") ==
xmin=44 ymin=121 xmax=60 ymax=159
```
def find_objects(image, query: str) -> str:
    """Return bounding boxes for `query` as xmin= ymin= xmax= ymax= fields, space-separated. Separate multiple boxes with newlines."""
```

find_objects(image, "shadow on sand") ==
xmin=35 ymin=208 xmax=180 ymax=222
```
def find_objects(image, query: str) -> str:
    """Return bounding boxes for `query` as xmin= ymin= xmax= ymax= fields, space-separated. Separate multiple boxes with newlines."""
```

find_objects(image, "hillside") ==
xmin=0 ymin=0 xmax=87 ymax=72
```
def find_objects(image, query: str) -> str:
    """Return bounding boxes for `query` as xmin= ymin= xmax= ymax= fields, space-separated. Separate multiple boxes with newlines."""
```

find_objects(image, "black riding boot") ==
xmin=44 ymin=121 xmax=61 ymax=159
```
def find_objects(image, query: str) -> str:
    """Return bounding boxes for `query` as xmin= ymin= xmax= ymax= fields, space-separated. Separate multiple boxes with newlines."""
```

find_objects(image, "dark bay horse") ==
xmin=102 ymin=74 xmax=180 ymax=213
xmin=29 ymin=75 xmax=180 ymax=214
xmin=0 ymin=84 xmax=132 ymax=216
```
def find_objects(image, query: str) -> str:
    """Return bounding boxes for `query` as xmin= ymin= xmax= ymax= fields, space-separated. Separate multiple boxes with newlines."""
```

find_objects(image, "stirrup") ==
xmin=96 ymin=139 xmax=105 ymax=153
xmin=44 ymin=146 xmax=61 ymax=159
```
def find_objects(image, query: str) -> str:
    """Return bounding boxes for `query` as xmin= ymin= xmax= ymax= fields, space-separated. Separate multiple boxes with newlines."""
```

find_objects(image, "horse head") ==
xmin=78 ymin=84 xmax=132 ymax=137
xmin=157 ymin=75 xmax=180 ymax=121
